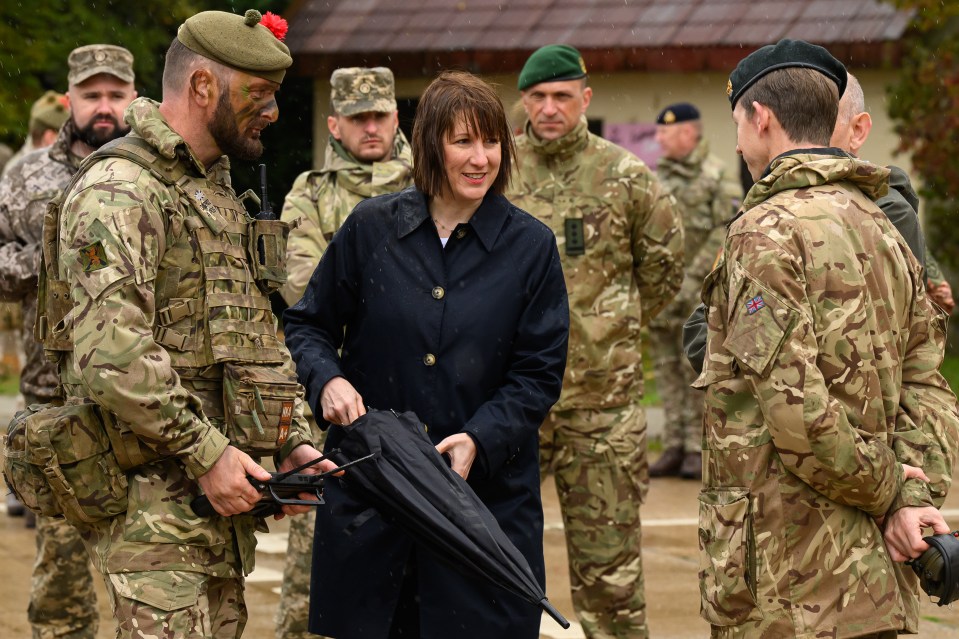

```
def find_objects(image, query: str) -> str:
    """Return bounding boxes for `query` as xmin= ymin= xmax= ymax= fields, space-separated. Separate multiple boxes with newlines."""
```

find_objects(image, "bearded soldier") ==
xmin=275 ymin=66 xmax=412 ymax=639
xmin=0 ymin=44 xmax=137 ymax=639
xmin=42 ymin=10 xmax=334 ymax=637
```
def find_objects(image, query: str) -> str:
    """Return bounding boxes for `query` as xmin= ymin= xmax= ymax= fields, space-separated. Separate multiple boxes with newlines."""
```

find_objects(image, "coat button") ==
xmin=423 ymin=353 xmax=436 ymax=366
xmin=455 ymin=228 xmax=467 ymax=239
xmin=432 ymin=286 xmax=445 ymax=300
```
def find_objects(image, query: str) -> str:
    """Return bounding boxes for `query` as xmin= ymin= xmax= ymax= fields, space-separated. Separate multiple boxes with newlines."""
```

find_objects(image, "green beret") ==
xmin=518 ymin=44 xmax=587 ymax=91
xmin=727 ymin=38 xmax=846 ymax=108
xmin=657 ymin=102 xmax=700 ymax=125
xmin=177 ymin=9 xmax=292 ymax=84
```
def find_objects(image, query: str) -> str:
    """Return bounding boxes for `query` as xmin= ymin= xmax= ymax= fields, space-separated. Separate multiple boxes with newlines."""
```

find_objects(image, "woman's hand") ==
xmin=436 ymin=433 xmax=477 ymax=480
xmin=320 ymin=376 xmax=366 ymax=426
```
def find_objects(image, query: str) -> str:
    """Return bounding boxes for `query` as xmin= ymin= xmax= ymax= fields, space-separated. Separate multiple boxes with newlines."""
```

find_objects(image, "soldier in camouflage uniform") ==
xmin=648 ymin=102 xmax=740 ymax=480
xmin=45 ymin=11 xmax=334 ymax=638
xmin=0 ymin=44 xmax=137 ymax=639
xmin=697 ymin=39 xmax=959 ymax=638
xmin=279 ymin=66 xmax=412 ymax=307
xmin=2 ymin=89 xmax=71 ymax=522
xmin=508 ymin=44 xmax=684 ymax=639
xmin=275 ymin=66 xmax=412 ymax=639
xmin=2 ymin=91 xmax=70 ymax=178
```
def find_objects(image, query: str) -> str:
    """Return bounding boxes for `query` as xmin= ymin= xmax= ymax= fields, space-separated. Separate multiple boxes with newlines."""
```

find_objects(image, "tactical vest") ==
xmin=37 ymin=136 xmax=297 ymax=456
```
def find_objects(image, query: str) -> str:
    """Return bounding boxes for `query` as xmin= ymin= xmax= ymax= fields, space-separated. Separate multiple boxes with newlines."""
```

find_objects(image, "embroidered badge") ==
xmin=277 ymin=401 xmax=294 ymax=445
xmin=192 ymin=189 xmax=219 ymax=216
xmin=79 ymin=241 xmax=108 ymax=272
xmin=745 ymin=295 xmax=766 ymax=315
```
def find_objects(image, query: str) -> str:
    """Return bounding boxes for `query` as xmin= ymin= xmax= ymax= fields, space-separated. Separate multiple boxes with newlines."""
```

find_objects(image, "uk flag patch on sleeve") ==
xmin=745 ymin=294 xmax=766 ymax=315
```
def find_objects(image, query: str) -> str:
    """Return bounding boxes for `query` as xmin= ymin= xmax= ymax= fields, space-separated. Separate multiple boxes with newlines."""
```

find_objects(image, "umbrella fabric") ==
xmin=330 ymin=409 xmax=569 ymax=629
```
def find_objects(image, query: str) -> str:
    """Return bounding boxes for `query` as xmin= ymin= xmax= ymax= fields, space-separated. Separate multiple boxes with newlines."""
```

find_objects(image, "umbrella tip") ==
xmin=540 ymin=598 xmax=571 ymax=629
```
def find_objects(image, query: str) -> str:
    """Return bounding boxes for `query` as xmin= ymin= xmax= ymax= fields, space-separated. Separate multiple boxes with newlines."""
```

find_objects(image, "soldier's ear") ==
xmin=189 ymin=68 xmax=216 ymax=107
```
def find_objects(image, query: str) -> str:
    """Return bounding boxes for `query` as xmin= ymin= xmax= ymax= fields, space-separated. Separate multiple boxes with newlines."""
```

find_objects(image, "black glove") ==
xmin=908 ymin=530 xmax=959 ymax=606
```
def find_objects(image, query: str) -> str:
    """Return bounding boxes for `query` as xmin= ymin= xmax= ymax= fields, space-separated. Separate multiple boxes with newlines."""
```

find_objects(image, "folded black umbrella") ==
xmin=330 ymin=409 xmax=570 ymax=629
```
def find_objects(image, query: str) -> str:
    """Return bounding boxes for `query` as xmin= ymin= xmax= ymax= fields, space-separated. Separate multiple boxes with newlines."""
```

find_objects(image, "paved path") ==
xmin=4 ymin=396 xmax=958 ymax=638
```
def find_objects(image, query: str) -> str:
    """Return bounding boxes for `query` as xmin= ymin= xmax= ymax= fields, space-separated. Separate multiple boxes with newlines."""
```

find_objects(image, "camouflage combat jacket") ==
xmin=279 ymin=133 xmax=412 ymax=305
xmin=694 ymin=152 xmax=959 ymax=637
xmin=0 ymin=122 xmax=81 ymax=399
xmin=509 ymin=118 xmax=684 ymax=411
xmin=53 ymin=98 xmax=313 ymax=578
xmin=653 ymin=139 xmax=739 ymax=317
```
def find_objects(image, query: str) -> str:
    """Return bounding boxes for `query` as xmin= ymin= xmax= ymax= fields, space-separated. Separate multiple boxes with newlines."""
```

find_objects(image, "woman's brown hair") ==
xmin=412 ymin=70 xmax=515 ymax=198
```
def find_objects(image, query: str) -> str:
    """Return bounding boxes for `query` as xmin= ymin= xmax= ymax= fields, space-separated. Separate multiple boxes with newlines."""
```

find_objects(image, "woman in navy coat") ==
xmin=284 ymin=70 xmax=570 ymax=639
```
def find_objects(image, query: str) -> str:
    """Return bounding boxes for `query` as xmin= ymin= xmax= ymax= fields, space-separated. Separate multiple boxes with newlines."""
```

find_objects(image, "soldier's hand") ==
xmin=435 ymin=433 xmax=477 ymax=480
xmin=883 ymin=506 xmax=951 ymax=562
xmin=320 ymin=376 xmax=366 ymax=426
xmin=902 ymin=463 xmax=930 ymax=483
xmin=274 ymin=444 xmax=342 ymax=520
xmin=929 ymin=281 xmax=955 ymax=315
xmin=197 ymin=445 xmax=270 ymax=517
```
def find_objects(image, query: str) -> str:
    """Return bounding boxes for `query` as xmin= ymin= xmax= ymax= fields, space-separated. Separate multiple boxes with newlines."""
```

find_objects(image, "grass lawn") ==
xmin=942 ymin=355 xmax=959 ymax=396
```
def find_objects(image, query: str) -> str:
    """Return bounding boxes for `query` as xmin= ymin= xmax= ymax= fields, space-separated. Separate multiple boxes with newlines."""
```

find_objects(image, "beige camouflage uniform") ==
xmin=695 ymin=152 xmax=959 ymax=638
xmin=509 ymin=118 xmax=684 ymax=638
xmin=51 ymin=98 xmax=315 ymax=638
xmin=0 ymin=119 xmax=101 ymax=639
xmin=650 ymin=140 xmax=739 ymax=455
xmin=278 ymin=133 xmax=412 ymax=306
xmin=275 ymin=73 xmax=412 ymax=638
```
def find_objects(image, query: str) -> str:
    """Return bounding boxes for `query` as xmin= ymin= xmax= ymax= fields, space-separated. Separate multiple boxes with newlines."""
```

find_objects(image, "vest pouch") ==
xmin=223 ymin=362 xmax=297 ymax=455
xmin=2 ymin=402 xmax=128 ymax=524
xmin=249 ymin=218 xmax=292 ymax=294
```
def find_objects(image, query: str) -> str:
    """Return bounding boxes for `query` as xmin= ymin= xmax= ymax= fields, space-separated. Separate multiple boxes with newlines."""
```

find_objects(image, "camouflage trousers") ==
xmin=649 ymin=306 xmax=703 ymax=453
xmin=275 ymin=512 xmax=328 ymax=639
xmin=31 ymin=515 xmax=100 ymax=639
xmin=541 ymin=404 xmax=648 ymax=639
xmin=103 ymin=570 xmax=246 ymax=638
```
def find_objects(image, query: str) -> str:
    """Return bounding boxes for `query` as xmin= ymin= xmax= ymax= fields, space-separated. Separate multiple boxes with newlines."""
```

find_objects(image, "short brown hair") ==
xmin=412 ymin=70 xmax=514 ymax=198
xmin=739 ymin=67 xmax=839 ymax=145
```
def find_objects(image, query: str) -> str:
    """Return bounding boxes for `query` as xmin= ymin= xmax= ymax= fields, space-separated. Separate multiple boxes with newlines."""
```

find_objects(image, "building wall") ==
xmin=311 ymin=68 xmax=913 ymax=193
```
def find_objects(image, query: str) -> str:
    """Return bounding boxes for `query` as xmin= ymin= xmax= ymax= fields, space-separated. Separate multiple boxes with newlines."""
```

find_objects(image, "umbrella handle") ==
xmin=540 ymin=598 xmax=570 ymax=629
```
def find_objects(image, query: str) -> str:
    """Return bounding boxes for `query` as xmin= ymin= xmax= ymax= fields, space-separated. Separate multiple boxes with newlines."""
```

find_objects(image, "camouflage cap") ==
xmin=68 ymin=45 xmax=135 ymax=86
xmin=177 ymin=9 xmax=292 ymax=84
xmin=330 ymin=67 xmax=397 ymax=116
xmin=29 ymin=91 xmax=70 ymax=132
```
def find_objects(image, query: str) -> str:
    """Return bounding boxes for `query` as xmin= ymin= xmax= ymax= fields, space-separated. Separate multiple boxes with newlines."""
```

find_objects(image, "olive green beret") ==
xmin=29 ymin=91 xmax=69 ymax=132
xmin=177 ymin=9 xmax=292 ymax=84
xmin=518 ymin=44 xmax=587 ymax=91
xmin=727 ymin=38 xmax=846 ymax=108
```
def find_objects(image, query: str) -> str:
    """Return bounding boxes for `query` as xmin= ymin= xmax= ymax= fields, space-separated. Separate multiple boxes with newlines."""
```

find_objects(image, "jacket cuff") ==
xmin=277 ymin=432 xmax=313 ymax=464
xmin=887 ymin=477 xmax=935 ymax=514
xmin=182 ymin=423 xmax=231 ymax=479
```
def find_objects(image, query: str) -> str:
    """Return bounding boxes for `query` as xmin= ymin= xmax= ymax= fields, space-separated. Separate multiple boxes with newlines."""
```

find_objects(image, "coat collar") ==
xmin=396 ymin=187 xmax=511 ymax=252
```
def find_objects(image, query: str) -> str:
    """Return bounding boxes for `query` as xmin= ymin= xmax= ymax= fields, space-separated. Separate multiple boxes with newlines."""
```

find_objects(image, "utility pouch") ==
xmin=249 ymin=218 xmax=293 ymax=294
xmin=223 ymin=362 xmax=298 ymax=455
xmin=2 ymin=402 xmax=128 ymax=524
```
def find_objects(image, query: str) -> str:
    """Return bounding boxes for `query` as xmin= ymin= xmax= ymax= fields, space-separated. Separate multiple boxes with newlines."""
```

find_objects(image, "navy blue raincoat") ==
xmin=284 ymin=187 xmax=569 ymax=639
